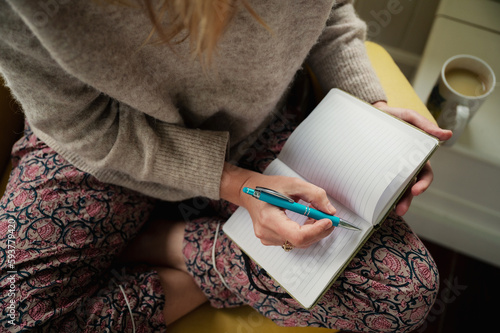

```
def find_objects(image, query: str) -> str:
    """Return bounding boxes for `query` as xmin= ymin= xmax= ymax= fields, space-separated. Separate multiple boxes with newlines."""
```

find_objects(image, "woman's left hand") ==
xmin=372 ymin=101 xmax=453 ymax=216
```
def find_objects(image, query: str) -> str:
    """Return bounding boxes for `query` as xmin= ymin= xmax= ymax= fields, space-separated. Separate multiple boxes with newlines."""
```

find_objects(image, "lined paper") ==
xmin=278 ymin=89 xmax=438 ymax=223
xmin=223 ymin=159 xmax=372 ymax=309
xmin=222 ymin=89 xmax=438 ymax=309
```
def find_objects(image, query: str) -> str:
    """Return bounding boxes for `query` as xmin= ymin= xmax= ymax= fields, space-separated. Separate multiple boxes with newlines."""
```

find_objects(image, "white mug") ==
xmin=426 ymin=55 xmax=496 ymax=146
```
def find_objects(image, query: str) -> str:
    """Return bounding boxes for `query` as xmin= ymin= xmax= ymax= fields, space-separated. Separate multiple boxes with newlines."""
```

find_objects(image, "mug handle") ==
xmin=442 ymin=105 xmax=470 ymax=146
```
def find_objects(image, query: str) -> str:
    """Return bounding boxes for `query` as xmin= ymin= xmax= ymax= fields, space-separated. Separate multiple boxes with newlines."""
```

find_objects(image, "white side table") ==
xmin=407 ymin=0 xmax=500 ymax=267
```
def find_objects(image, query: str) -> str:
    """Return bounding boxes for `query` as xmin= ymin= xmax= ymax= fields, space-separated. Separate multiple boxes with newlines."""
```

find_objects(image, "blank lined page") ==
xmin=222 ymin=89 xmax=438 ymax=309
xmin=278 ymin=89 xmax=438 ymax=222
xmin=223 ymin=159 xmax=372 ymax=309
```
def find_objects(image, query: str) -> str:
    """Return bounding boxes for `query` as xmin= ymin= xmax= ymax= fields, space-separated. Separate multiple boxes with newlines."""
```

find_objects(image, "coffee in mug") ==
xmin=445 ymin=68 xmax=487 ymax=97
xmin=427 ymin=55 xmax=496 ymax=146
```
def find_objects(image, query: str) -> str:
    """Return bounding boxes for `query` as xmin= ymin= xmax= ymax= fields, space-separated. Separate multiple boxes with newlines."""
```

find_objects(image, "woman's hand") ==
xmin=220 ymin=163 xmax=336 ymax=248
xmin=372 ymin=101 xmax=453 ymax=215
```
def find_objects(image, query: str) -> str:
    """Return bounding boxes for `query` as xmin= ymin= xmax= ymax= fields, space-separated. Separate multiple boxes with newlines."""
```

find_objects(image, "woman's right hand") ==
xmin=220 ymin=162 xmax=336 ymax=248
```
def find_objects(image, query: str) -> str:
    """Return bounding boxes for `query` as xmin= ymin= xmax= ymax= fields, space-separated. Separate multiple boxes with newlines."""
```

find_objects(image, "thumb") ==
xmin=317 ymin=218 xmax=334 ymax=231
xmin=303 ymin=215 xmax=333 ymax=231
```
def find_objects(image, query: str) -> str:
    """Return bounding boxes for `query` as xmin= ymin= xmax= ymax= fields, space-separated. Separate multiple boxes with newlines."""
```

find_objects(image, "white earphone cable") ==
xmin=211 ymin=221 xmax=246 ymax=303
xmin=114 ymin=281 xmax=136 ymax=333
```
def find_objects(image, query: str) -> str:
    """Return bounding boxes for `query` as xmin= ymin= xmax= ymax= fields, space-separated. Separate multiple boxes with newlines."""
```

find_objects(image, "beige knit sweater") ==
xmin=0 ymin=0 xmax=386 ymax=201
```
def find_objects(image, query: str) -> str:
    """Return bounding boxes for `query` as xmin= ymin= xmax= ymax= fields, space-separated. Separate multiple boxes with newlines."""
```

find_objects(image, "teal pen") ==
xmin=242 ymin=187 xmax=361 ymax=231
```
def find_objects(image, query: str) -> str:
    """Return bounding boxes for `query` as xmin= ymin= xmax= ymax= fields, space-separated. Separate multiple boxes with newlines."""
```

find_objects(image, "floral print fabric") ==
xmin=0 ymin=125 xmax=166 ymax=332
xmin=182 ymin=106 xmax=440 ymax=332
xmin=0 ymin=103 xmax=439 ymax=332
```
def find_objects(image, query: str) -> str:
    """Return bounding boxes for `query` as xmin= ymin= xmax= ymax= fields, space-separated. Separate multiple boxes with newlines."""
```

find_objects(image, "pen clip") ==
xmin=255 ymin=187 xmax=294 ymax=203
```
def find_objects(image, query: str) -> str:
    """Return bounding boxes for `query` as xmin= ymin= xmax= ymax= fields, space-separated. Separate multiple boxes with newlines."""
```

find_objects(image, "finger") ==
xmin=401 ymin=108 xmax=453 ymax=141
xmin=297 ymin=221 xmax=336 ymax=248
xmin=303 ymin=217 xmax=317 ymax=226
xmin=252 ymin=207 xmax=291 ymax=245
xmin=412 ymin=162 xmax=433 ymax=196
xmin=259 ymin=209 xmax=335 ymax=248
xmin=286 ymin=180 xmax=336 ymax=215
xmin=297 ymin=207 xmax=336 ymax=247
xmin=301 ymin=220 xmax=336 ymax=248
xmin=395 ymin=188 xmax=413 ymax=216
xmin=396 ymin=173 xmax=419 ymax=216
xmin=292 ymin=210 xmax=335 ymax=248
xmin=255 ymin=202 xmax=333 ymax=247
xmin=278 ymin=217 xmax=332 ymax=248
xmin=380 ymin=106 xmax=453 ymax=141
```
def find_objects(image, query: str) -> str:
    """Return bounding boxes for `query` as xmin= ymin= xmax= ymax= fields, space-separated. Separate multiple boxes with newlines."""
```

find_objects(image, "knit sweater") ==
xmin=0 ymin=0 xmax=386 ymax=201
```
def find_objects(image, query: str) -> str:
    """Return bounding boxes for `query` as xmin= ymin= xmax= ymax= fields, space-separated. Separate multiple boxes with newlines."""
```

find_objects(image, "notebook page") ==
xmin=372 ymin=133 xmax=438 ymax=222
xmin=222 ymin=158 xmax=372 ymax=309
xmin=278 ymin=89 xmax=437 ymax=223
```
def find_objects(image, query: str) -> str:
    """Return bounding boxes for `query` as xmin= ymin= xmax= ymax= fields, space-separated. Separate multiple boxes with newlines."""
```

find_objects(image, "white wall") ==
xmin=354 ymin=0 xmax=441 ymax=80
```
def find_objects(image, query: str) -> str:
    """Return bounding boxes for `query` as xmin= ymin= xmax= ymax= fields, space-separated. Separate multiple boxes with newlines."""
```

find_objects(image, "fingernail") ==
xmin=322 ymin=219 xmax=333 ymax=231
xmin=328 ymin=203 xmax=336 ymax=214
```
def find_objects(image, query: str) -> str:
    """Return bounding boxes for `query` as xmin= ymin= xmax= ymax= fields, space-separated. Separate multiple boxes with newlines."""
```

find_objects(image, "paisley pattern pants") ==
xmin=0 ymin=109 xmax=438 ymax=332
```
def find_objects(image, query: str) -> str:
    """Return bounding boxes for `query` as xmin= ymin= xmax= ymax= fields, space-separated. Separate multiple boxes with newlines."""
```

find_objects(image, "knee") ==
xmin=404 ymin=268 xmax=440 ymax=332
xmin=369 ymin=259 xmax=440 ymax=332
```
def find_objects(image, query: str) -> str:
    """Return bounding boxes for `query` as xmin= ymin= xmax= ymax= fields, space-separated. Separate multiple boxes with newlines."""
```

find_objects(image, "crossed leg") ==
xmin=0 ymin=126 xmax=170 ymax=331
xmin=120 ymin=219 xmax=207 ymax=325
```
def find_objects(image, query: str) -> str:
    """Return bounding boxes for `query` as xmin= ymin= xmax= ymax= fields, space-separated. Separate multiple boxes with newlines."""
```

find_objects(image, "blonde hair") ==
xmin=139 ymin=0 xmax=269 ymax=64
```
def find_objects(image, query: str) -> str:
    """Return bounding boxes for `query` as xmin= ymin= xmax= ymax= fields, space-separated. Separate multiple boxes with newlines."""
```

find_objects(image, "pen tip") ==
xmin=339 ymin=219 xmax=361 ymax=231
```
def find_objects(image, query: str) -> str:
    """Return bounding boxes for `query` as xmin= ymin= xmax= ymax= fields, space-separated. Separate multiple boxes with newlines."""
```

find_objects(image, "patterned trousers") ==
xmin=0 ymin=108 xmax=438 ymax=332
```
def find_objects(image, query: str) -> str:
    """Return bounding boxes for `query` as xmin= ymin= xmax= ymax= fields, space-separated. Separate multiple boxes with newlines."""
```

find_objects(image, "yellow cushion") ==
xmin=364 ymin=41 xmax=436 ymax=124
xmin=169 ymin=303 xmax=331 ymax=332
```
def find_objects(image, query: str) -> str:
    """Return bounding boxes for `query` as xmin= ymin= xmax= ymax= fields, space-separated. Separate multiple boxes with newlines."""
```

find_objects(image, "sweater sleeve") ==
xmin=307 ymin=0 xmax=387 ymax=103
xmin=0 ymin=2 xmax=228 ymax=201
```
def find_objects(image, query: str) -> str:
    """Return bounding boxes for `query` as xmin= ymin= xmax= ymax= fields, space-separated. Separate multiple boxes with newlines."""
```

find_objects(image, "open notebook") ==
xmin=223 ymin=89 xmax=439 ymax=309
